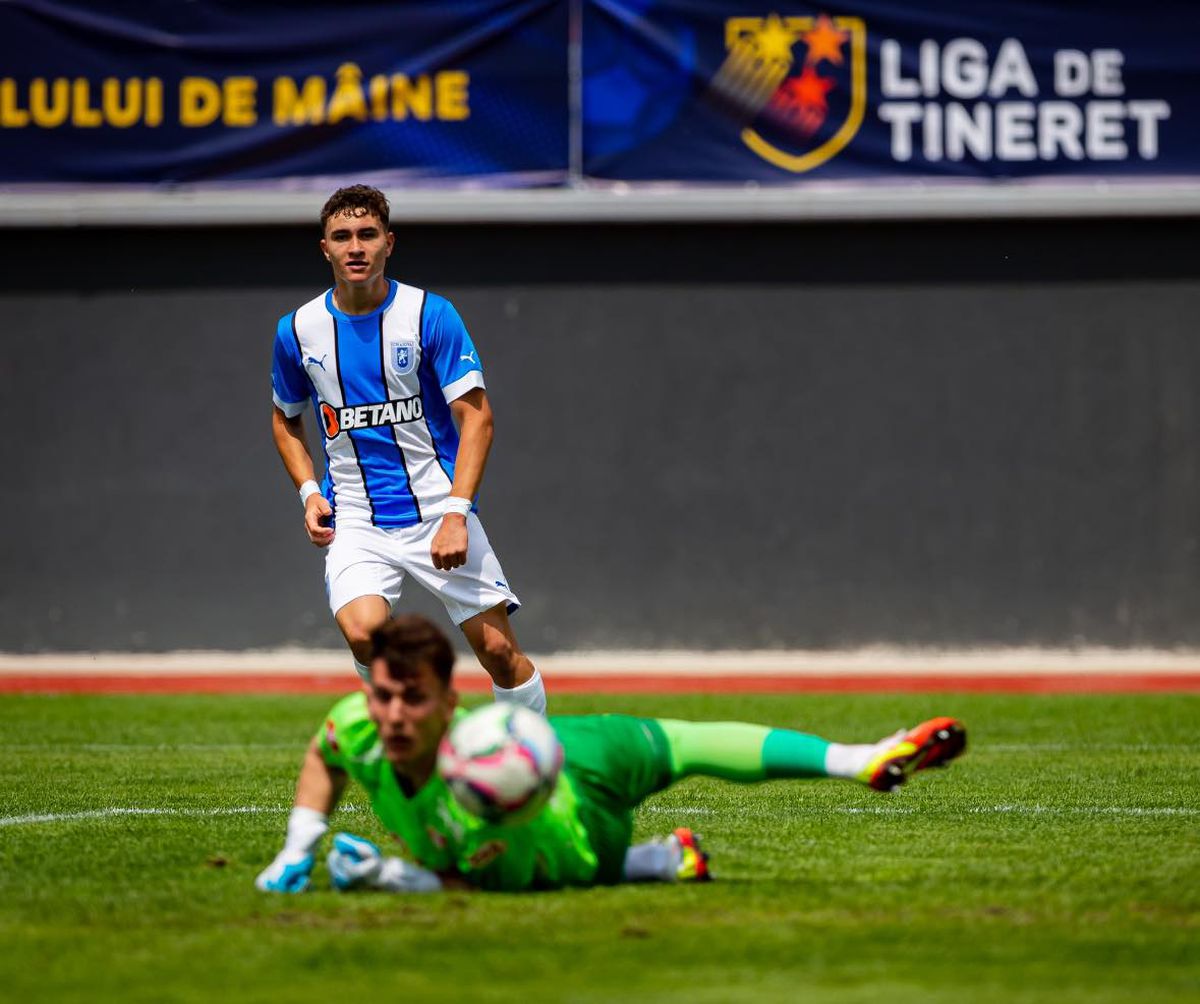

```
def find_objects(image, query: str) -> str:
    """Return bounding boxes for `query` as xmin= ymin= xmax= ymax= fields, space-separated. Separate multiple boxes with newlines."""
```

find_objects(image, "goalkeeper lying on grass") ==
xmin=257 ymin=614 xmax=966 ymax=894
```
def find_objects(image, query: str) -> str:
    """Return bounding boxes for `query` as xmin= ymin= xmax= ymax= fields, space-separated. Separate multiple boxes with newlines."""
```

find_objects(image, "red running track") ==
xmin=2 ymin=673 xmax=1199 ymax=694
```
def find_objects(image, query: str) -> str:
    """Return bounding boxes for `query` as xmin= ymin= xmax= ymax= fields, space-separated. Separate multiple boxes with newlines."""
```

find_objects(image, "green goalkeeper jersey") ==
xmin=317 ymin=694 xmax=673 ymax=891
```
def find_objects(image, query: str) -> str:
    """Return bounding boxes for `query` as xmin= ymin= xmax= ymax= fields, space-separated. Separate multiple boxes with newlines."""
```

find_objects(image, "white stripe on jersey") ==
xmin=291 ymin=292 xmax=373 ymax=525
xmin=381 ymin=285 xmax=455 ymax=507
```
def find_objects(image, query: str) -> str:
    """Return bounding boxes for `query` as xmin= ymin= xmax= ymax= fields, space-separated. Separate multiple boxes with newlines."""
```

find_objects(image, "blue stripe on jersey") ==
xmin=417 ymin=293 xmax=463 ymax=492
xmin=330 ymin=288 xmax=422 ymax=528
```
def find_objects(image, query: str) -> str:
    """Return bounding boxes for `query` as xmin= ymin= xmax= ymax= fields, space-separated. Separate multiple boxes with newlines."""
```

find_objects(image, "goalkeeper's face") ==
xmin=366 ymin=659 xmax=458 ymax=773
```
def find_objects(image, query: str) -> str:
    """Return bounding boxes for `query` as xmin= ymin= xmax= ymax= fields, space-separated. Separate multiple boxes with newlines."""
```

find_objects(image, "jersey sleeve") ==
xmin=271 ymin=312 xmax=311 ymax=417
xmin=422 ymin=294 xmax=486 ymax=404
xmin=315 ymin=692 xmax=377 ymax=773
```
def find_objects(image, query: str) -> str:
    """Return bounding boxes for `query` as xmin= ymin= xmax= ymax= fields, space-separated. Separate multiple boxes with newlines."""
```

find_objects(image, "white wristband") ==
xmin=443 ymin=496 xmax=472 ymax=517
xmin=299 ymin=480 xmax=321 ymax=506
xmin=283 ymin=805 xmax=329 ymax=857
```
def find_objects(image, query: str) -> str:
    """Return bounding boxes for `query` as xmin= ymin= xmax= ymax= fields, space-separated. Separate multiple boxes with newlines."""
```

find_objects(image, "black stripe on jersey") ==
xmin=415 ymin=291 xmax=456 ymax=491
xmin=378 ymin=308 xmax=421 ymax=523
xmin=332 ymin=314 xmax=377 ymax=526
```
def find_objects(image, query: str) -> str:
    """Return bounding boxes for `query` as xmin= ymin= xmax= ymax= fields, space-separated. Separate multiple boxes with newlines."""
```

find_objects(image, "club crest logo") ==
xmin=712 ymin=13 xmax=866 ymax=173
xmin=391 ymin=339 xmax=416 ymax=376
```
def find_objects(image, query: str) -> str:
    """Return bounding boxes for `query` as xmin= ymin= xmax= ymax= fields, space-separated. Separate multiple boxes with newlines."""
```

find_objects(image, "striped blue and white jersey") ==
xmin=271 ymin=280 xmax=484 ymax=529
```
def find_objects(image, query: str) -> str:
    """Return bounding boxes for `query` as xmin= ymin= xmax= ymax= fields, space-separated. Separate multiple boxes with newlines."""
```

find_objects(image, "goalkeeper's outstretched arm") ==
xmin=255 ymin=739 xmax=348 ymax=893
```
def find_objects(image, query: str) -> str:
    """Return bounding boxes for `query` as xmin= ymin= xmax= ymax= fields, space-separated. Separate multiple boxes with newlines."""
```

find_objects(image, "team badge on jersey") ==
xmin=391 ymin=339 xmax=417 ymax=376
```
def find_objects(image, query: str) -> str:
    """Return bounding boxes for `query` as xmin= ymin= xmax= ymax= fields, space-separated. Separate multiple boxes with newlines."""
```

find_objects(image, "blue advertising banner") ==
xmin=0 ymin=1 xmax=568 ymax=185
xmin=582 ymin=0 xmax=1199 ymax=182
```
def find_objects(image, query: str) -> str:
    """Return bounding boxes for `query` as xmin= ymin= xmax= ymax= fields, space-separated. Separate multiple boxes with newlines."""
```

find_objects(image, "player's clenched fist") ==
xmin=304 ymin=493 xmax=335 ymax=547
xmin=430 ymin=514 xmax=468 ymax=570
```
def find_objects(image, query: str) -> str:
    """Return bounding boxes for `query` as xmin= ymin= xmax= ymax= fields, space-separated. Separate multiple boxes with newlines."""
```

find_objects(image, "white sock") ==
xmin=353 ymin=660 xmax=371 ymax=683
xmin=623 ymin=839 xmax=679 ymax=883
xmin=492 ymin=667 xmax=546 ymax=715
xmin=824 ymin=729 xmax=907 ymax=779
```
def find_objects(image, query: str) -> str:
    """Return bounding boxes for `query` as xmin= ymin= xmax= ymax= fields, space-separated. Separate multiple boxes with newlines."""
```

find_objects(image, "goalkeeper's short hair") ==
xmin=369 ymin=614 xmax=455 ymax=685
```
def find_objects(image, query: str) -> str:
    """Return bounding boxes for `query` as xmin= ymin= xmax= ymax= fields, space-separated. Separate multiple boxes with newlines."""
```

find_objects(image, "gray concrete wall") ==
xmin=2 ymin=219 xmax=1198 ymax=651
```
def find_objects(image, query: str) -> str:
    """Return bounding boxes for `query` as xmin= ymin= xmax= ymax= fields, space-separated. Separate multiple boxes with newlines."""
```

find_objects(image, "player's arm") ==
xmin=430 ymin=387 xmax=495 ymax=571
xmin=271 ymin=405 xmax=334 ymax=548
xmin=255 ymin=738 xmax=348 ymax=893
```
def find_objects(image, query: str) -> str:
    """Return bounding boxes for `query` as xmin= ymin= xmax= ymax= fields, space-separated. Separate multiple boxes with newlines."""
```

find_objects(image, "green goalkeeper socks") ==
xmin=656 ymin=719 xmax=831 ymax=783
xmin=761 ymin=727 xmax=835 ymax=779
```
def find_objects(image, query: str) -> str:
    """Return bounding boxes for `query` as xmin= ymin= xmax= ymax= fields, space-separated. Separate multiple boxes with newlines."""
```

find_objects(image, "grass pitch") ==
xmin=1 ymin=692 xmax=1197 ymax=1003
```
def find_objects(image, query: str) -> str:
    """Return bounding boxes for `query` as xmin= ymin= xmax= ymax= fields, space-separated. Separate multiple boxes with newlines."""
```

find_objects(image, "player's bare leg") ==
xmin=335 ymin=595 xmax=391 ymax=682
xmin=460 ymin=602 xmax=546 ymax=714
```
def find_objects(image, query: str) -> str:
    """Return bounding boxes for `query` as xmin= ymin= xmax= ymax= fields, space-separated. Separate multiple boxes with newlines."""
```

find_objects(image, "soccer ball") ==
xmin=437 ymin=703 xmax=563 ymax=825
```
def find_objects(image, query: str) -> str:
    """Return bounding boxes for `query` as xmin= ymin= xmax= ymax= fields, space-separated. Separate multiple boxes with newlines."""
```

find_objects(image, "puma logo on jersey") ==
xmin=460 ymin=351 xmax=477 ymax=365
xmin=305 ymin=354 xmax=328 ymax=372
xmin=319 ymin=394 xmax=424 ymax=438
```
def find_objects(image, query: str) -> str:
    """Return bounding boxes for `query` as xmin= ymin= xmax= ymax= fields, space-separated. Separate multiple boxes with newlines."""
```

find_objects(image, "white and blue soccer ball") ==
xmin=437 ymin=703 xmax=563 ymax=825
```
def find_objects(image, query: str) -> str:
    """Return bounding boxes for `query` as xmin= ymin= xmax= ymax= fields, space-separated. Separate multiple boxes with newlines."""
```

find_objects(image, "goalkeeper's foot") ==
xmin=857 ymin=717 xmax=967 ymax=792
xmin=671 ymin=827 xmax=712 ymax=882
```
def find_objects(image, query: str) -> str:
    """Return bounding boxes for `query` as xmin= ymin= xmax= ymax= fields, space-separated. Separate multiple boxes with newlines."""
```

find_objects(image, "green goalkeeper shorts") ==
xmin=550 ymin=714 xmax=674 ymax=885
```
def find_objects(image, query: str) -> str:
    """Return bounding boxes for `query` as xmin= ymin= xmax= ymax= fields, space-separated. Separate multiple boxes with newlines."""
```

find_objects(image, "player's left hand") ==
xmin=327 ymin=832 xmax=384 ymax=890
xmin=328 ymin=832 xmax=443 ymax=893
xmin=431 ymin=514 xmax=468 ymax=571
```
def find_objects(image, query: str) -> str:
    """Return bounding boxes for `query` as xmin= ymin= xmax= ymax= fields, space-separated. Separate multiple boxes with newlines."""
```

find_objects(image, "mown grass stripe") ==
xmin=6 ymin=802 xmax=1196 ymax=829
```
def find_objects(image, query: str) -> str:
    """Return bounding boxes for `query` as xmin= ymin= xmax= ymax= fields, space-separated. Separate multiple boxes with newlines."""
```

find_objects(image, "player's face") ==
xmin=320 ymin=210 xmax=394 ymax=286
xmin=366 ymin=660 xmax=457 ymax=772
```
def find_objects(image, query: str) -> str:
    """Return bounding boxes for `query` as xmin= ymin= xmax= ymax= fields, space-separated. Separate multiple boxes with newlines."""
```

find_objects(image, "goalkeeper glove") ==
xmin=255 ymin=806 xmax=329 ymax=893
xmin=327 ymin=832 xmax=442 ymax=893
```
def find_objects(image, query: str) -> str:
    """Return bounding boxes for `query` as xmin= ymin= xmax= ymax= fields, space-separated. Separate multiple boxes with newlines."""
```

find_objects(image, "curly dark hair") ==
xmin=320 ymin=184 xmax=390 ymax=232
xmin=369 ymin=614 xmax=456 ymax=686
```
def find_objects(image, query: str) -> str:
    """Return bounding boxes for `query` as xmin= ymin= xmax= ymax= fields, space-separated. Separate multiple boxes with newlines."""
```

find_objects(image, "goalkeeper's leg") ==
xmin=654 ymin=717 xmax=966 ymax=792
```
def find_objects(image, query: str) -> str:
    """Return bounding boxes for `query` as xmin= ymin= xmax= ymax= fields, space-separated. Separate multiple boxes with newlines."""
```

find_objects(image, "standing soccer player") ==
xmin=270 ymin=185 xmax=545 ymax=714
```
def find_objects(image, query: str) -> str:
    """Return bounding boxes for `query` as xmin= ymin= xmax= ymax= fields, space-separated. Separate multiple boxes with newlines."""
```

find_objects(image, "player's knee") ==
xmin=339 ymin=618 xmax=376 ymax=660
xmin=473 ymin=628 xmax=516 ymax=672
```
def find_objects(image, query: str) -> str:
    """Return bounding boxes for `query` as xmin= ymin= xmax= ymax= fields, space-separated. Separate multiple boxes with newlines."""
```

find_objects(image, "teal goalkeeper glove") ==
xmin=327 ymin=832 xmax=442 ymax=893
xmin=255 ymin=806 xmax=328 ymax=893
xmin=255 ymin=849 xmax=315 ymax=893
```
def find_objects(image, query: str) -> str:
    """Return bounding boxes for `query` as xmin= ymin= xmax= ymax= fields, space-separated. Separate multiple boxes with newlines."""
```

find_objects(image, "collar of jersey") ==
xmin=324 ymin=279 xmax=398 ymax=322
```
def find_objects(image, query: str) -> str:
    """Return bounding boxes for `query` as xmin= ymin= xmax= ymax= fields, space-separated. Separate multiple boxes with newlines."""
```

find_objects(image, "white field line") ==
xmin=644 ymin=805 xmax=1200 ymax=818
xmin=4 ymin=802 xmax=1196 ymax=829
xmin=6 ymin=743 xmax=303 ymax=752
xmin=0 ymin=804 xmax=369 ymax=828
xmin=4 ymin=647 xmax=1200 ymax=677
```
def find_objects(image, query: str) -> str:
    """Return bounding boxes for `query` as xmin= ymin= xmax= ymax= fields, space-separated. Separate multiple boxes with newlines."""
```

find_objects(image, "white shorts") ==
xmin=324 ymin=513 xmax=520 ymax=625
